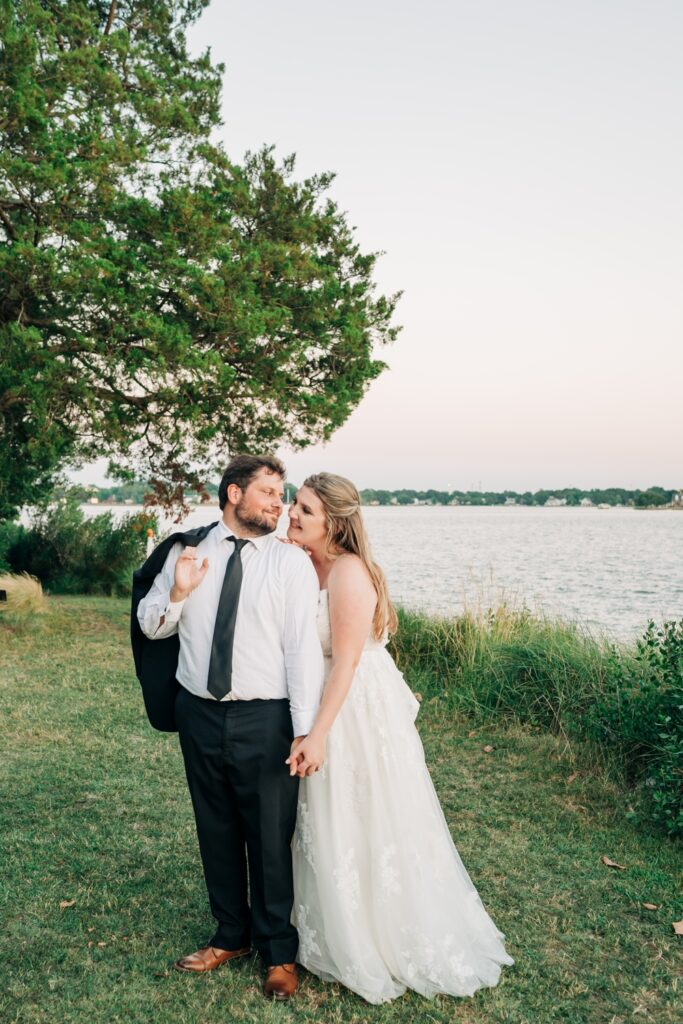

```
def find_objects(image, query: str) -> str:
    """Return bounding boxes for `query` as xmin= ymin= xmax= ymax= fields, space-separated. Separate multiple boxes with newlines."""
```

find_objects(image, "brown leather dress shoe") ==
xmin=263 ymin=963 xmax=298 ymax=1000
xmin=174 ymin=945 xmax=250 ymax=973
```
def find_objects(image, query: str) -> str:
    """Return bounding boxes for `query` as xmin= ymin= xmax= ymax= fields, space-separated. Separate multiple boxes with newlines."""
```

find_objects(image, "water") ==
xmin=79 ymin=503 xmax=683 ymax=641
xmin=361 ymin=505 xmax=683 ymax=641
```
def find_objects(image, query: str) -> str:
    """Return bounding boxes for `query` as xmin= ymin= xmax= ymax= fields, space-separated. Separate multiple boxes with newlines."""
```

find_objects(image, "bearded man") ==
xmin=136 ymin=454 xmax=323 ymax=1000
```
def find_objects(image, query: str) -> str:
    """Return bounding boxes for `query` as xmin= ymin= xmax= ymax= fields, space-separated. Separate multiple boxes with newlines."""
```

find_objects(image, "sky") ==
xmin=78 ymin=0 xmax=682 ymax=491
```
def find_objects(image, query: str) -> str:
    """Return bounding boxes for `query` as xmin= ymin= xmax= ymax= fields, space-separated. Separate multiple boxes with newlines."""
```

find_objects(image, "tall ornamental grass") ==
xmin=0 ymin=571 xmax=46 ymax=618
xmin=390 ymin=607 xmax=682 ymax=838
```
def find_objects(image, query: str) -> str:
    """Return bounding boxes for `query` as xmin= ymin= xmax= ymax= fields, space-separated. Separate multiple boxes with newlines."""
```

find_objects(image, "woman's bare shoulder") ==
xmin=328 ymin=553 xmax=375 ymax=593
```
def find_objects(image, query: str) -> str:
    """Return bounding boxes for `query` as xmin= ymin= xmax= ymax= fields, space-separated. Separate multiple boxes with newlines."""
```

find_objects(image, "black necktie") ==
xmin=207 ymin=537 xmax=249 ymax=700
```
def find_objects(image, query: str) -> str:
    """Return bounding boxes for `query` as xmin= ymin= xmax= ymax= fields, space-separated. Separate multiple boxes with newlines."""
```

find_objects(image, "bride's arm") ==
xmin=287 ymin=555 xmax=377 ymax=777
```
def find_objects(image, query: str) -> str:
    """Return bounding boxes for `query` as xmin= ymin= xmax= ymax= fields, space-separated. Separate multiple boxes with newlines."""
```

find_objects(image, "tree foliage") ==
xmin=358 ymin=486 xmax=679 ymax=507
xmin=0 ymin=0 xmax=400 ymax=520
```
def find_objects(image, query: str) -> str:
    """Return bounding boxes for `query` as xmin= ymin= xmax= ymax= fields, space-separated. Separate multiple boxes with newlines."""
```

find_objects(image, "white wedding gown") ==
xmin=291 ymin=590 xmax=514 ymax=1004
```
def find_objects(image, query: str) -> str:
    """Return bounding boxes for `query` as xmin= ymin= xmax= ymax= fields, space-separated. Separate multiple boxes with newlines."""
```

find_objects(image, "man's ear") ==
xmin=226 ymin=483 xmax=242 ymax=506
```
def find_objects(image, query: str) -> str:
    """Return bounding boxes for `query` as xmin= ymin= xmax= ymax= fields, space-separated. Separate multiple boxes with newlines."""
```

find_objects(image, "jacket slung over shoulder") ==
xmin=131 ymin=521 xmax=219 ymax=732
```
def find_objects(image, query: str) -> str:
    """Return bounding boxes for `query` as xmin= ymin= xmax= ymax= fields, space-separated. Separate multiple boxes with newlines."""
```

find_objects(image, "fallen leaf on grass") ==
xmin=414 ymin=692 xmax=423 ymax=702
xmin=601 ymin=856 xmax=626 ymax=870
xmin=97 ymin=942 xmax=107 ymax=947
xmin=566 ymin=772 xmax=578 ymax=785
xmin=673 ymin=920 xmax=683 ymax=936
xmin=642 ymin=903 xmax=658 ymax=911
xmin=483 ymin=745 xmax=494 ymax=753
xmin=59 ymin=900 xmax=76 ymax=909
xmin=468 ymin=730 xmax=477 ymax=738
xmin=564 ymin=799 xmax=589 ymax=816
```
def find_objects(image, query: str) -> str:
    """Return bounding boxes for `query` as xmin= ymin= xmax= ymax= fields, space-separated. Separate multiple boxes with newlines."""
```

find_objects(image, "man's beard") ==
xmin=234 ymin=497 xmax=277 ymax=536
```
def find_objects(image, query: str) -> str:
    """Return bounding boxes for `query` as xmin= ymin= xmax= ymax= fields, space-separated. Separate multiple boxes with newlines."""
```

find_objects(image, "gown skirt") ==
xmin=291 ymin=591 xmax=513 ymax=1004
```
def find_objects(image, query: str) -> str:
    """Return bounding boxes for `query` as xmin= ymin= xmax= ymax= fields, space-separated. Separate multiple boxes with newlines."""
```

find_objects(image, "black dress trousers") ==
xmin=175 ymin=686 xmax=299 ymax=965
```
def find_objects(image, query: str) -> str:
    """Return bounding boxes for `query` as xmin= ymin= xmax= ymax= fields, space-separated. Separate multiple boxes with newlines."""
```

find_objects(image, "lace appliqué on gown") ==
xmin=293 ymin=798 xmax=317 ymax=873
xmin=291 ymin=590 xmax=513 ymax=1004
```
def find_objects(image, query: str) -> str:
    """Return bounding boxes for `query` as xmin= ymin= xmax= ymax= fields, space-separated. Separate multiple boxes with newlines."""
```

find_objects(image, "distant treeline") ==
xmin=61 ymin=482 xmax=679 ymax=509
xmin=58 ymin=481 xmax=218 ymax=504
xmin=60 ymin=480 xmax=295 ymax=504
xmin=358 ymin=486 xmax=680 ymax=508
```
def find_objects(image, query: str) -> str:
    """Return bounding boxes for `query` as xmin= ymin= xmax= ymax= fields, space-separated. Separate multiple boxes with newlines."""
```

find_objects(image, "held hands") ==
xmin=286 ymin=732 xmax=326 ymax=778
xmin=171 ymin=545 xmax=209 ymax=602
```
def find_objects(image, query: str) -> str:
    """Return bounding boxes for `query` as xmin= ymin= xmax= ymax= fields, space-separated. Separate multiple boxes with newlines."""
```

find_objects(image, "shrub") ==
xmin=585 ymin=621 xmax=683 ymax=837
xmin=0 ymin=521 xmax=24 ymax=573
xmin=4 ymin=497 xmax=155 ymax=596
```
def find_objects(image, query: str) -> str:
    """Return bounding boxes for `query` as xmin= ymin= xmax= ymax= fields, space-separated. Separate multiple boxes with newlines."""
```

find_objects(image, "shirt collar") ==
xmin=215 ymin=519 xmax=274 ymax=550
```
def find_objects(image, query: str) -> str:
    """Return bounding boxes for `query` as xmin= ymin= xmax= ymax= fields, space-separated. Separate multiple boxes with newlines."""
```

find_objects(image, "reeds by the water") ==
xmin=389 ymin=605 xmax=682 ymax=837
xmin=392 ymin=602 xmax=613 ymax=726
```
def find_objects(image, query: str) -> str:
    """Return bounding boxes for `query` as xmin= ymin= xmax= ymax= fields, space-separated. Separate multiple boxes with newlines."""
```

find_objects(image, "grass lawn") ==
xmin=1 ymin=596 xmax=681 ymax=1024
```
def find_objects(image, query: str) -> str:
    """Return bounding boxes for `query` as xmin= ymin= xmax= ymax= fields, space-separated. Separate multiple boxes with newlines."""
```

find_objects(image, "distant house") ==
xmin=88 ymin=496 xmax=99 ymax=505
xmin=504 ymin=497 xmax=517 ymax=506
xmin=544 ymin=496 xmax=567 ymax=507
xmin=580 ymin=497 xmax=594 ymax=507
xmin=448 ymin=497 xmax=460 ymax=506
xmin=673 ymin=491 xmax=683 ymax=506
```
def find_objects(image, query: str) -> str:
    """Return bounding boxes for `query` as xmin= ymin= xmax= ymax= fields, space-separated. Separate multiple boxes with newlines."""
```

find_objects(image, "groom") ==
xmin=136 ymin=454 xmax=323 ymax=1000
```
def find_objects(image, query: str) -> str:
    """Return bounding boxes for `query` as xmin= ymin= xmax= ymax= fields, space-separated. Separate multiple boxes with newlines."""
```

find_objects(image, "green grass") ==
xmin=1 ymin=597 xmax=681 ymax=1024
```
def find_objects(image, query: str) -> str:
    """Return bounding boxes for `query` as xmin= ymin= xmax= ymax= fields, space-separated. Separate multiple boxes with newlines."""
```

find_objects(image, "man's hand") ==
xmin=286 ymin=732 xmax=326 ymax=778
xmin=171 ymin=545 xmax=209 ymax=602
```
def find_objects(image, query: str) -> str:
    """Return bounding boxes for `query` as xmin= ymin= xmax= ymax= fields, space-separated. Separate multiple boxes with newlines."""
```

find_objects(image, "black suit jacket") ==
xmin=131 ymin=521 xmax=219 ymax=731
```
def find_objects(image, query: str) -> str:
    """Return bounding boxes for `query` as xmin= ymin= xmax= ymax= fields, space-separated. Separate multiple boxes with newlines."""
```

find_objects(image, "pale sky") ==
xmin=79 ymin=1 xmax=683 ymax=491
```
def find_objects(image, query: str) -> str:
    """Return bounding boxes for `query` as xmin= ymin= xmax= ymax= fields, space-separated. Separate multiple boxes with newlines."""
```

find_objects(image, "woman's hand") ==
xmin=278 ymin=535 xmax=312 ymax=555
xmin=286 ymin=731 xmax=327 ymax=778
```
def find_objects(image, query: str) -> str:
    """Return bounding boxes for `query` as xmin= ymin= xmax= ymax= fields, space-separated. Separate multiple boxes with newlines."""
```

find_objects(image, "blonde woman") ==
xmin=285 ymin=473 xmax=513 ymax=1004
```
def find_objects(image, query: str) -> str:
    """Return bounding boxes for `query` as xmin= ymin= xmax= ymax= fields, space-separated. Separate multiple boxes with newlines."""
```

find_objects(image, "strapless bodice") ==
xmin=316 ymin=588 xmax=388 ymax=659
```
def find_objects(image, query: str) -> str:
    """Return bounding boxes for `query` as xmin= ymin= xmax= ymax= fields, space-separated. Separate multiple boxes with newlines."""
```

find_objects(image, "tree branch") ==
xmin=90 ymin=384 xmax=152 ymax=409
xmin=0 ymin=391 xmax=24 ymax=413
xmin=5 ymin=179 xmax=39 ymax=219
xmin=104 ymin=2 xmax=117 ymax=36
xmin=0 ymin=206 xmax=16 ymax=241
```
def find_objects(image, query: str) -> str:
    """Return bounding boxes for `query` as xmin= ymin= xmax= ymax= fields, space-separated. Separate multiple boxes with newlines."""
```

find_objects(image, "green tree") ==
xmin=0 ymin=0 xmax=399 ymax=521
xmin=634 ymin=489 xmax=671 ymax=509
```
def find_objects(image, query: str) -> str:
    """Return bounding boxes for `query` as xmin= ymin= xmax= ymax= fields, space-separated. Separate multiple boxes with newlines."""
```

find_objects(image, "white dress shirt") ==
xmin=137 ymin=520 xmax=324 ymax=736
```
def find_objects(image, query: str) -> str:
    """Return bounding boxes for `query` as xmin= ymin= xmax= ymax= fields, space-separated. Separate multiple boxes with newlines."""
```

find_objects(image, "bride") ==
xmin=285 ymin=473 xmax=513 ymax=1004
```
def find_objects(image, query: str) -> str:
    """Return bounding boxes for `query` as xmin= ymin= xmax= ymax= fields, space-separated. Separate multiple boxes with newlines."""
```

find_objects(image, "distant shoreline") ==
xmin=73 ymin=484 xmax=682 ymax=512
xmin=81 ymin=501 xmax=683 ymax=511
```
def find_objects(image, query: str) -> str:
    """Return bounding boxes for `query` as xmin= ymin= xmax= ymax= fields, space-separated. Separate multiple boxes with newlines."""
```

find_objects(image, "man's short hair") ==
xmin=218 ymin=455 xmax=286 ymax=510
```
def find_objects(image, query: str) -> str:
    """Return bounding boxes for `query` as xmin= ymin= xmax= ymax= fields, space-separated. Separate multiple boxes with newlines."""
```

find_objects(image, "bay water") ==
xmin=81 ymin=503 xmax=683 ymax=641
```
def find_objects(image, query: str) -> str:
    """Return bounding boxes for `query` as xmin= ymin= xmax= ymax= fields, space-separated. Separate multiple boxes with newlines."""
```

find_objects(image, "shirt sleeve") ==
xmin=282 ymin=550 xmax=324 ymax=735
xmin=137 ymin=542 xmax=186 ymax=639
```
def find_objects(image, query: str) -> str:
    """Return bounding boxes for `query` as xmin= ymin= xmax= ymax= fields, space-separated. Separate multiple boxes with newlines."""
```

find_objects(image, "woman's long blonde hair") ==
xmin=303 ymin=473 xmax=398 ymax=640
